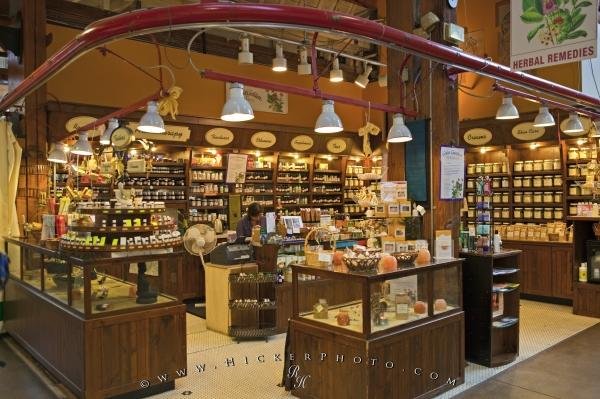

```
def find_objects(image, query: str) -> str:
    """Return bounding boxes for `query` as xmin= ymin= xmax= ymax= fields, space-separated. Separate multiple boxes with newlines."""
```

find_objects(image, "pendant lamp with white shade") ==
xmin=71 ymin=132 xmax=94 ymax=156
xmin=563 ymin=112 xmax=584 ymax=135
xmin=533 ymin=106 xmax=555 ymax=127
xmin=314 ymin=100 xmax=343 ymax=133
xmin=138 ymin=101 xmax=165 ymax=133
xmin=387 ymin=114 xmax=413 ymax=143
xmin=99 ymin=118 xmax=119 ymax=145
xmin=47 ymin=142 xmax=68 ymax=163
xmin=221 ymin=83 xmax=254 ymax=122
xmin=495 ymin=95 xmax=519 ymax=120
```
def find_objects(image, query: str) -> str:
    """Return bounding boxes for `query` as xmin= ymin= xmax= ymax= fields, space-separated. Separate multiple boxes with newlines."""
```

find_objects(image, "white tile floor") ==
xmin=150 ymin=300 xmax=598 ymax=399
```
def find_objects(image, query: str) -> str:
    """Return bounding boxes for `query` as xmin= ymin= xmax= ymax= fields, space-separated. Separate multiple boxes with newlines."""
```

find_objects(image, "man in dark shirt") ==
xmin=236 ymin=202 xmax=264 ymax=239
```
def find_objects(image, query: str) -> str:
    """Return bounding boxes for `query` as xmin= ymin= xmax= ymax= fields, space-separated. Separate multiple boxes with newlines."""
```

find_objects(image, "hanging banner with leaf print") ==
xmin=511 ymin=0 xmax=597 ymax=70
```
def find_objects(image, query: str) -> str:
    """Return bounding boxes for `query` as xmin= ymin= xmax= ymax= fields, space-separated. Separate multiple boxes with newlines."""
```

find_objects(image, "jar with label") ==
xmin=467 ymin=193 xmax=475 ymax=203
xmin=502 ymin=208 xmax=510 ymax=219
xmin=568 ymin=165 xmax=579 ymax=177
xmin=501 ymin=162 xmax=508 ymax=173
xmin=514 ymin=161 xmax=524 ymax=172
xmin=522 ymin=176 xmax=532 ymax=187
xmin=553 ymin=175 xmax=563 ymax=186
xmin=492 ymin=178 xmax=501 ymax=188
xmin=533 ymin=160 xmax=544 ymax=171
xmin=533 ymin=192 xmax=543 ymax=203
xmin=493 ymin=192 xmax=502 ymax=203
xmin=514 ymin=208 xmax=523 ymax=218
xmin=543 ymin=159 xmax=554 ymax=171
xmin=493 ymin=208 xmax=501 ymax=219
xmin=555 ymin=208 xmax=563 ymax=219
xmin=524 ymin=160 xmax=534 ymax=171
xmin=523 ymin=192 xmax=533 ymax=203
xmin=543 ymin=192 xmax=554 ymax=203
xmin=533 ymin=175 xmax=543 ymax=187
xmin=581 ymin=186 xmax=593 ymax=196
xmin=468 ymin=209 xmax=475 ymax=218
xmin=476 ymin=163 xmax=485 ymax=174
xmin=543 ymin=175 xmax=553 ymax=187
xmin=514 ymin=177 xmax=523 ymax=188
xmin=467 ymin=179 xmax=474 ymax=189
xmin=581 ymin=167 xmax=588 ymax=177
xmin=568 ymin=148 xmax=579 ymax=160
xmin=395 ymin=293 xmax=410 ymax=320
xmin=492 ymin=163 xmax=501 ymax=173
xmin=514 ymin=192 xmax=523 ymax=203
xmin=482 ymin=163 xmax=492 ymax=173
xmin=501 ymin=178 xmax=509 ymax=188
xmin=570 ymin=204 xmax=578 ymax=215
xmin=553 ymin=159 xmax=561 ymax=170
xmin=502 ymin=193 xmax=509 ymax=203
xmin=524 ymin=208 xmax=533 ymax=218
xmin=579 ymin=148 xmax=589 ymax=159
xmin=569 ymin=184 xmax=581 ymax=196
xmin=544 ymin=208 xmax=554 ymax=219
xmin=554 ymin=192 xmax=563 ymax=203
xmin=534 ymin=208 xmax=543 ymax=219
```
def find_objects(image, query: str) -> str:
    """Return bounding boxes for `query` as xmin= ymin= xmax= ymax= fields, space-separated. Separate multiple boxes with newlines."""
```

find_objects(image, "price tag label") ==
xmin=318 ymin=252 xmax=333 ymax=263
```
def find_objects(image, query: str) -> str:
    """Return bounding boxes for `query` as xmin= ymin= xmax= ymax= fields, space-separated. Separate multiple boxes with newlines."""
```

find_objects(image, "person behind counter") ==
xmin=236 ymin=202 xmax=266 ymax=239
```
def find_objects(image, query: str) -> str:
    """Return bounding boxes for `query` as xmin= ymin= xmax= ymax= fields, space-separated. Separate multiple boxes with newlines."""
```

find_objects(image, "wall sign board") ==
xmin=326 ymin=138 xmax=347 ymax=154
xmin=290 ymin=135 xmax=314 ymax=151
xmin=511 ymin=122 xmax=545 ymax=141
xmin=463 ymin=128 xmax=492 ymax=145
xmin=251 ymin=131 xmax=277 ymax=149
xmin=205 ymin=128 xmax=234 ymax=146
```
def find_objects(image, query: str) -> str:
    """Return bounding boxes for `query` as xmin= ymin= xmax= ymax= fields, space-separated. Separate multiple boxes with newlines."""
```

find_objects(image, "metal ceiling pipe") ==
xmin=1 ymin=2 xmax=599 ymax=113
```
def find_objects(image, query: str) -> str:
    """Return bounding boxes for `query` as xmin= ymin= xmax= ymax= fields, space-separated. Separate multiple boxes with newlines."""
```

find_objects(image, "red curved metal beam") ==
xmin=1 ymin=2 xmax=599 ymax=113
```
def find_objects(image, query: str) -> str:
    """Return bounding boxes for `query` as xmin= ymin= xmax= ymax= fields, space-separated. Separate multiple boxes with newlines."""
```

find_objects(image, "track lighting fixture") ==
xmin=297 ymin=46 xmax=311 ymax=75
xmin=238 ymin=34 xmax=253 ymax=65
xmin=354 ymin=64 xmax=373 ymax=88
xmin=272 ymin=41 xmax=287 ymax=72
xmin=329 ymin=58 xmax=344 ymax=83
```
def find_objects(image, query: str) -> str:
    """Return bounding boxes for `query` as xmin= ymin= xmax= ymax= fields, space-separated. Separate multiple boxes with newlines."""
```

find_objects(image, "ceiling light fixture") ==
xmin=297 ymin=46 xmax=311 ymax=75
xmin=589 ymin=120 xmax=600 ymax=138
xmin=533 ymin=106 xmax=555 ymax=127
xmin=272 ymin=41 xmax=287 ymax=72
xmin=387 ymin=114 xmax=412 ymax=143
xmin=479 ymin=147 xmax=489 ymax=154
xmin=221 ymin=82 xmax=254 ymax=122
xmin=99 ymin=118 xmax=119 ymax=145
xmin=529 ymin=142 xmax=540 ymax=150
xmin=495 ymin=95 xmax=519 ymax=120
xmin=71 ymin=131 xmax=94 ymax=156
xmin=238 ymin=34 xmax=253 ymax=65
xmin=138 ymin=101 xmax=165 ymax=133
xmin=329 ymin=58 xmax=343 ymax=83
xmin=355 ymin=64 xmax=373 ymax=88
xmin=47 ymin=142 xmax=68 ymax=164
xmin=314 ymin=100 xmax=343 ymax=133
xmin=563 ymin=112 xmax=584 ymax=134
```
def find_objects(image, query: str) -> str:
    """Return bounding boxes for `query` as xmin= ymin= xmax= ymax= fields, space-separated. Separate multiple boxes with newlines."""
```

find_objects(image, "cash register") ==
xmin=209 ymin=242 xmax=253 ymax=265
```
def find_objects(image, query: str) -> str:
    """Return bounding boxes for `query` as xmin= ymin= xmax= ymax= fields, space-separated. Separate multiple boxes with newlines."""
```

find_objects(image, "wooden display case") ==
xmin=287 ymin=259 xmax=464 ymax=399
xmin=461 ymin=249 xmax=521 ymax=367
xmin=3 ymin=238 xmax=186 ymax=399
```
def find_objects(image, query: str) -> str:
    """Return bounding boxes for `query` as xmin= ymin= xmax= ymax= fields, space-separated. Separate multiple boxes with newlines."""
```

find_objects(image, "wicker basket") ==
xmin=304 ymin=227 xmax=337 ymax=267
xmin=343 ymin=254 xmax=381 ymax=273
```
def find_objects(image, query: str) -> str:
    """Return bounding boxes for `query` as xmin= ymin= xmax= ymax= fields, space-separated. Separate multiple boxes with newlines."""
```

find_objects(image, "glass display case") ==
xmin=291 ymin=258 xmax=462 ymax=338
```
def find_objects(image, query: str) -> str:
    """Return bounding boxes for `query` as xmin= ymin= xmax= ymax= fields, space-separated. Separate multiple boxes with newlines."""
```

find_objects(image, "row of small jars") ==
xmin=514 ymin=159 xmax=560 ymax=172
xmin=567 ymin=147 xmax=594 ymax=160
xmin=192 ymin=170 xmax=224 ymax=181
xmin=344 ymin=205 xmax=365 ymax=214
xmin=467 ymin=178 xmax=510 ymax=189
xmin=346 ymin=165 xmax=383 ymax=175
xmin=468 ymin=208 xmax=510 ymax=219
xmin=514 ymin=208 xmax=563 ymax=220
xmin=191 ymin=183 xmax=229 ymax=194
xmin=189 ymin=197 xmax=228 ymax=207
xmin=466 ymin=162 xmax=508 ymax=175
xmin=514 ymin=191 xmax=562 ymax=204
xmin=568 ymin=184 xmax=593 ymax=196
xmin=567 ymin=165 xmax=592 ymax=177
xmin=514 ymin=175 xmax=562 ymax=188
xmin=467 ymin=192 xmax=509 ymax=204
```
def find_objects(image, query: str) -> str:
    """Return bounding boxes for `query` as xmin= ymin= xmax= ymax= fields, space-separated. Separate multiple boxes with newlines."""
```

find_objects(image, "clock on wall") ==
xmin=448 ymin=0 xmax=458 ymax=8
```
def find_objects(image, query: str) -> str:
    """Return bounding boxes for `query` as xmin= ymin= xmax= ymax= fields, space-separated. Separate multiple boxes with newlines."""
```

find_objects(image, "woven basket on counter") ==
xmin=304 ymin=227 xmax=337 ymax=267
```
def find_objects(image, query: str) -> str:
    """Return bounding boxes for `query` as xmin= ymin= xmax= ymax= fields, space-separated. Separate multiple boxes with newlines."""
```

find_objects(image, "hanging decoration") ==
xmin=157 ymin=86 xmax=183 ymax=120
xmin=357 ymin=103 xmax=381 ymax=157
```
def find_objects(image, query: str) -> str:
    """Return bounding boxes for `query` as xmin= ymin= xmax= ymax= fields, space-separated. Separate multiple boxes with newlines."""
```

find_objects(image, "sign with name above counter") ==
xmin=66 ymin=116 xmax=104 ymax=137
xmin=326 ymin=138 xmax=347 ymax=154
xmin=128 ymin=122 xmax=191 ymax=142
xmin=463 ymin=128 xmax=493 ymax=145
xmin=512 ymin=122 xmax=545 ymax=141
xmin=205 ymin=128 xmax=234 ymax=146
xmin=290 ymin=135 xmax=314 ymax=151
xmin=251 ymin=131 xmax=277 ymax=149
xmin=511 ymin=0 xmax=597 ymax=70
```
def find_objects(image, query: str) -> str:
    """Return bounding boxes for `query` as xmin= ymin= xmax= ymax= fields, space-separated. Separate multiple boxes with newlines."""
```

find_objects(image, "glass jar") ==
xmin=533 ymin=192 xmax=543 ymax=203
xmin=579 ymin=148 xmax=589 ymax=159
xmin=523 ymin=192 xmax=533 ymax=203
xmin=569 ymin=184 xmax=581 ymax=196
xmin=501 ymin=178 xmax=509 ymax=188
xmin=524 ymin=160 xmax=534 ymax=171
xmin=502 ymin=193 xmax=509 ymax=203
xmin=543 ymin=159 xmax=554 ymax=171
xmin=514 ymin=177 xmax=523 ymax=188
xmin=533 ymin=160 xmax=544 ymax=171
xmin=570 ymin=204 xmax=578 ymax=215
xmin=555 ymin=208 xmax=563 ymax=219
xmin=467 ymin=193 xmax=475 ymax=203
xmin=467 ymin=179 xmax=474 ymax=189
xmin=544 ymin=208 xmax=554 ymax=219
xmin=467 ymin=164 xmax=475 ymax=175
xmin=514 ymin=207 xmax=523 ymax=218
xmin=502 ymin=208 xmax=510 ymax=219
xmin=522 ymin=176 xmax=532 ymax=187
xmin=553 ymin=175 xmax=563 ymax=186
xmin=568 ymin=165 xmax=579 ymax=177
xmin=514 ymin=192 xmax=523 ymax=203
xmin=493 ymin=192 xmax=502 ymax=203
xmin=568 ymin=148 xmax=579 ymax=160
xmin=553 ymin=159 xmax=561 ymax=170
xmin=493 ymin=209 xmax=501 ymax=219
xmin=581 ymin=186 xmax=593 ymax=196
xmin=543 ymin=175 xmax=554 ymax=187
xmin=554 ymin=192 xmax=563 ymax=203
xmin=514 ymin=161 xmax=524 ymax=172
xmin=533 ymin=175 xmax=543 ymax=187
xmin=534 ymin=208 xmax=543 ymax=219
xmin=468 ymin=209 xmax=475 ymax=218
xmin=476 ymin=163 xmax=485 ymax=174
xmin=492 ymin=178 xmax=501 ymax=188
xmin=484 ymin=163 xmax=493 ymax=173
xmin=501 ymin=162 xmax=508 ymax=173
xmin=581 ymin=167 xmax=588 ymax=177
xmin=492 ymin=163 xmax=501 ymax=173
xmin=524 ymin=208 xmax=533 ymax=218
xmin=543 ymin=192 xmax=554 ymax=203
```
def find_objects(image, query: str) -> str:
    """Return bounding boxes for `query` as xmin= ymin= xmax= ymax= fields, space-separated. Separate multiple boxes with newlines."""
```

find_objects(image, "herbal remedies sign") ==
xmin=440 ymin=146 xmax=465 ymax=200
xmin=511 ymin=0 xmax=597 ymax=70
